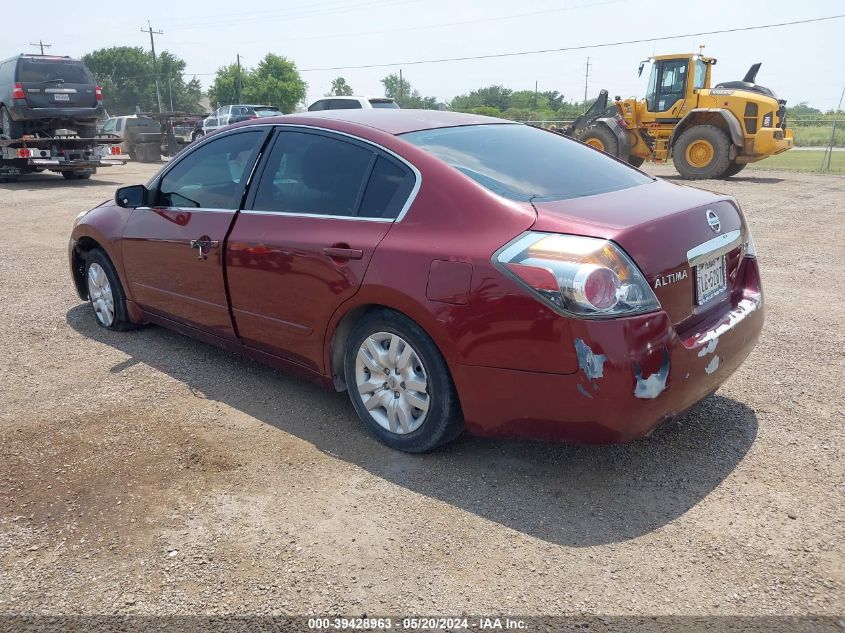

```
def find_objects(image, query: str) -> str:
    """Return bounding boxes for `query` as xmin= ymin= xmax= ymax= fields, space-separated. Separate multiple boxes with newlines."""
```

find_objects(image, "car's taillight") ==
xmin=744 ymin=232 xmax=757 ymax=258
xmin=495 ymin=232 xmax=660 ymax=318
xmin=12 ymin=83 xmax=25 ymax=100
xmin=95 ymin=86 xmax=103 ymax=101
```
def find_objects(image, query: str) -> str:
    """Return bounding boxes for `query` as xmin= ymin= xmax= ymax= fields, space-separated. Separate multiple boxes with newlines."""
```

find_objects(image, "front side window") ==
xmin=370 ymin=99 xmax=399 ymax=109
xmin=308 ymin=100 xmax=328 ymax=111
xmin=252 ymin=131 xmax=374 ymax=217
xmin=403 ymin=123 xmax=650 ymax=202
xmin=156 ymin=130 xmax=262 ymax=209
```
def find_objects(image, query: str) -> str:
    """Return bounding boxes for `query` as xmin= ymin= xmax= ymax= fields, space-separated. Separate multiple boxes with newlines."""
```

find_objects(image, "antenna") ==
xmin=29 ymin=40 xmax=52 ymax=55
xmin=141 ymin=21 xmax=164 ymax=113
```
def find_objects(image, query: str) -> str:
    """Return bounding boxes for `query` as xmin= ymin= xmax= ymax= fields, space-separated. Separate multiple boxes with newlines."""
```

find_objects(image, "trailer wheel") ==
xmin=76 ymin=124 xmax=97 ymax=139
xmin=721 ymin=161 xmax=747 ymax=178
xmin=62 ymin=171 xmax=92 ymax=180
xmin=0 ymin=107 xmax=23 ymax=139
xmin=673 ymin=125 xmax=732 ymax=179
xmin=578 ymin=124 xmax=619 ymax=156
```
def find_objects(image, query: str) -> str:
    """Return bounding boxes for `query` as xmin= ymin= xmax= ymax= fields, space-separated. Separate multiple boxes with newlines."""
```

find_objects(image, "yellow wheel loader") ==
xmin=565 ymin=53 xmax=794 ymax=179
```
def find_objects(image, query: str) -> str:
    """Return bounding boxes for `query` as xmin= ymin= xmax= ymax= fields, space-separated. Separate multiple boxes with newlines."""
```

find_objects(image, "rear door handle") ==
xmin=190 ymin=238 xmax=219 ymax=260
xmin=322 ymin=246 xmax=363 ymax=260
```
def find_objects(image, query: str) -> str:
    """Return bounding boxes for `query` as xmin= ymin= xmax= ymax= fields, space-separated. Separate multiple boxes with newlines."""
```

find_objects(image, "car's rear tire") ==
xmin=721 ymin=161 xmax=747 ymax=178
xmin=673 ymin=125 xmax=732 ymax=179
xmin=578 ymin=124 xmax=619 ymax=156
xmin=84 ymin=249 xmax=133 ymax=331
xmin=0 ymin=107 xmax=23 ymax=139
xmin=344 ymin=310 xmax=463 ymax=453
xmin=192 ymin=130 xmax=204 ymax=142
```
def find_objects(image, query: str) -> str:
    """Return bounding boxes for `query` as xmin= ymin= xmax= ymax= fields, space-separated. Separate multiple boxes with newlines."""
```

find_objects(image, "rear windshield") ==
xmin=370 ymin=99 xmax=399 ymax=109
xmin=401 ymin=123 xmax=651 ymax=201
xmin=254 ymin=108 xmax=281 ymax=117
xmin=17 ymin=58 xmax=93 ymax=84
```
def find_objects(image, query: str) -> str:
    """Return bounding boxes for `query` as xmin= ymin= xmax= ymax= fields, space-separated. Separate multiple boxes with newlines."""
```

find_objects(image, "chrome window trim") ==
xmin=687 ymin=229 xmax=742 ymax=266
xmin=249 ymin=123 xmax=422 ymax=223
xmin=240 ymin=209 xmax=393 ymax=222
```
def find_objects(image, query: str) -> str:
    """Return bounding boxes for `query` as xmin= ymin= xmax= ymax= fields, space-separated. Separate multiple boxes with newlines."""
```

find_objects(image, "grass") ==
xmin=746 ymin=149 xmax=844 ymax=174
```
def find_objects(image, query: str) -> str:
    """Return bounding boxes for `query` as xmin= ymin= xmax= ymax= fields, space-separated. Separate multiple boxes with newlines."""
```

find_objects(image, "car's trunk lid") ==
xmin=531 ymin=179 xmax=748 ymax=329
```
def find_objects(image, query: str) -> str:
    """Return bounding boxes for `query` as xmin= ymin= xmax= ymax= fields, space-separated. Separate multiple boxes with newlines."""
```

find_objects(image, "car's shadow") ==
xmin=66 ymin=304 xmax=758 ymax=548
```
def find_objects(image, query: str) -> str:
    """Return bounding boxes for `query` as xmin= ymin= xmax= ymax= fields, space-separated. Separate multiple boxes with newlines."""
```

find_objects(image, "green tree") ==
xmin=208 ymin=63 xmax=245 ymax=109
xmin=83 ymin=46 xmax=201 ymax=114
xmin=243 ymin=54 xmax=307 ymax=113
xmin=381 ymin=73 xmax=436 ymax=109
xmin=329 ymin=76 xmax=354 ymax=96
xmin=449 ymin=85 xmax=513 ymax=111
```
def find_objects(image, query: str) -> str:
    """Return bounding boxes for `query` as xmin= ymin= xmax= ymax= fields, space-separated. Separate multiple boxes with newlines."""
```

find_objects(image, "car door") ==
xmin=121 ymin=127 xmax=270 ymax=339
xmin=226 ymin=127 xmax=417 ymax=371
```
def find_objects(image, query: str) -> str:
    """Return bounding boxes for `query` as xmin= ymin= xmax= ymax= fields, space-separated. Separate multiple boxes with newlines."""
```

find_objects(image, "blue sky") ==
xmin=7 ymin=0 xmax=845 ymax=111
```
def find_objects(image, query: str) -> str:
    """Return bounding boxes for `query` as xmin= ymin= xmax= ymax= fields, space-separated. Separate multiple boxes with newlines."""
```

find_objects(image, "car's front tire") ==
xmin=344 ymin=310 xmax=463 ymax=453
xmin=84 ymin=249 xmax=132 ymax=331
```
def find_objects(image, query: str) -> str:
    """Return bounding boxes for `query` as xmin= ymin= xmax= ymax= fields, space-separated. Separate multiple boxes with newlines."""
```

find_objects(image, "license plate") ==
xmin=696 ymin=255 xmax=727 ymax=305
xmin=53 ymin=93 xmax=70 ymax=102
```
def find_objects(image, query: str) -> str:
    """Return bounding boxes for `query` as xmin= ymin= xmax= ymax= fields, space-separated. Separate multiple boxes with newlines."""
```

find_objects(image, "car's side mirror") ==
xmin=115 ymin=184 xmax=149 ymax=208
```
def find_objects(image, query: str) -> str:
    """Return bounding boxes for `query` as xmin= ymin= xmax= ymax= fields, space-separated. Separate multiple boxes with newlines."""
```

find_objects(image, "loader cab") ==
xmin=642 ymin=55 xmax=714 ymax=114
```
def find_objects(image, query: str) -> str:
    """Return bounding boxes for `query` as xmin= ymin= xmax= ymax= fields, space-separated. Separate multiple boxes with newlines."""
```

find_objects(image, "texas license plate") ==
xmin=53 ymin=93 xmax=70 ymax=101
xmin=696 ymin=255 xmax=727 ymax=305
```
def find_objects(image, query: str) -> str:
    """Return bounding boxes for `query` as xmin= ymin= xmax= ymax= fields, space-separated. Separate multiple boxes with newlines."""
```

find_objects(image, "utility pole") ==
xmin=399 ymin=68 xmax=404 ymax=108
xmin=822 ymin=84 xmax=845 ymax=171
xmin=29 ymin=40 xmax=52 ymax=55
xmin=236 ymin=54 xmax=242 ymax=104
xmin=583 ymin=56 xmax=591 ymax=111
xmin=141 ymin=21 xmax=164 ymax=113
xmin=534 ymin=80 xmax=538 ymax=111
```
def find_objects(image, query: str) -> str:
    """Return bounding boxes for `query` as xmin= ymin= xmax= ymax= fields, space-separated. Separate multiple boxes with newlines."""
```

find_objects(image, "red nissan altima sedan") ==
xmin=69 ymin=110 xmax=763 ymax=452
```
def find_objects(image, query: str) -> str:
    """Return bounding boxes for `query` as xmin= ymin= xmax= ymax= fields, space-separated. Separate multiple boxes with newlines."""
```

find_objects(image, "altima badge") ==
xmin=706 ymin=210 xmax=721 ymax=234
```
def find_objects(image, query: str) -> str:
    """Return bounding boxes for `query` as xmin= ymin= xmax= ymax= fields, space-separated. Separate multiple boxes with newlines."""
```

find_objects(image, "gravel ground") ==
xmin=0 ymin=163 xmax=842 ymax=627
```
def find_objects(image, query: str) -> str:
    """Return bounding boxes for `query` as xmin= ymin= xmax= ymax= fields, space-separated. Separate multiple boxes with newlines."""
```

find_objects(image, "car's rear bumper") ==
xmin=8 ymin=104 xmax=103 ymax=122
xmin=450 ymin=258 xmax=764 ymax=443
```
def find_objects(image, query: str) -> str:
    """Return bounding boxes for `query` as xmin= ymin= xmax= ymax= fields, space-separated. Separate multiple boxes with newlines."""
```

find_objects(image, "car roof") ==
xmin=270 ymin=109 xmax=510 ymax=135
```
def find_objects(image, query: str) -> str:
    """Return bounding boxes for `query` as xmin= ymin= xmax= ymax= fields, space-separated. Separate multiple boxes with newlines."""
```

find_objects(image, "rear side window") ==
xmin=255 ymin=107 xmax=281 ymax=117
xmin=369 ymin=99 xmax=399 ymax=109
xmin=17 ymin=58 xmax=92 ymax=84
xmin=252 ymin=131 xmax=373 ymax=217
xmin=360 ymin=157 xmax=415 ymax=219
xmin=402 ymin=123 xmax=651 ymax=202
xmin=156 ymin=130 xmax=262 ymax=209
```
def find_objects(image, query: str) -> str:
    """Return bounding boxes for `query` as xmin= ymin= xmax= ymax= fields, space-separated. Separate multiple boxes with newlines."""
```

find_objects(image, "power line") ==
xmin=295 ymin=13 xmax=845 ymax=72
xmin=173 ymin=0 xmax=622 ymax=46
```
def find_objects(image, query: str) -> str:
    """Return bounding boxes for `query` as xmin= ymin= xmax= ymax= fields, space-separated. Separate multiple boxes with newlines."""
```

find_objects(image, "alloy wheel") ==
xmin=87 ymin=262 xmax=115 ymax=326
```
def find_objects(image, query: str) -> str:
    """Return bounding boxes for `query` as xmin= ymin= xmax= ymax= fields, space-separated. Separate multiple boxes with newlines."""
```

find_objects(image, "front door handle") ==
xmin=322 ymin=246 xmax=363 ymax=261
xmin=190 ymin=238 xmax=219 ymax=260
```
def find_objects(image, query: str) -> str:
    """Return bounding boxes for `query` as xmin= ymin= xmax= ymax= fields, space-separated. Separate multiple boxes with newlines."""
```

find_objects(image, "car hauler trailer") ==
xmin=0 ymin=134 xmax=125 ymax=182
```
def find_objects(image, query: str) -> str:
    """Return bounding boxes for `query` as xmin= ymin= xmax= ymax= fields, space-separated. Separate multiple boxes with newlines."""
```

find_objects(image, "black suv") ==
xmin=0 ymin=54 xmax=104 ymax=139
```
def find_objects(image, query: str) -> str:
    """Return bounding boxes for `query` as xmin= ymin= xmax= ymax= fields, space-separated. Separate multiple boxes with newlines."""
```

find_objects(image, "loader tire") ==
xmin=721 ymin=161 xmax=747 ymax=178
xmin=673 ymin=125 xmax=732 ymax=180
xmin=579 ymin=125 xmax=619 ymax=156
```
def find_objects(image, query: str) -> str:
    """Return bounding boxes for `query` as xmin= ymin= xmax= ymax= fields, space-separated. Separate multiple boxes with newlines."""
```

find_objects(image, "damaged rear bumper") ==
xmin=450 ymin=259 xmax=764 ymax=444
